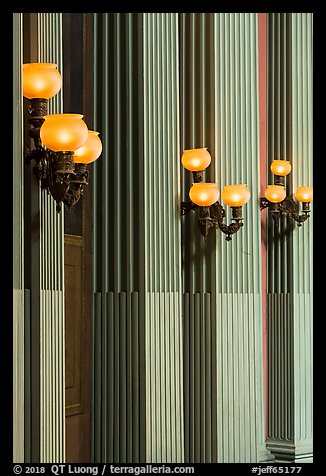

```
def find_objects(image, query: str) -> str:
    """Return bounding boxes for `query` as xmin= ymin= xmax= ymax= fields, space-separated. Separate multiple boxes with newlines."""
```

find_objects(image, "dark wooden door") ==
xmin=63 ymin=13 xmax=94 ymax=462
xmin=64 ymin=228 xmax=91 ymax=462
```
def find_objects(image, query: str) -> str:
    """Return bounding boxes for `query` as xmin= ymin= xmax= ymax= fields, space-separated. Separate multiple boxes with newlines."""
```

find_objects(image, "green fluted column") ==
xmin=213 ymin=13 xmax=269 ymax=463
xmin=266 ymin=13 xmax=313 ymax=463
xmin=92 ymin=13 xmax=183 ymax=463
xmin=23 ymin=13 xmax=65 ymax=463
xmin=38 ymin=14 xmax=65 ymax=463
xmin=13 ymin=12 xmax=24 ymax=463
xmin=180 ymin=13 xmax=271 ymax=463
xmin=142 ymin=13 xmax=184 ymax=463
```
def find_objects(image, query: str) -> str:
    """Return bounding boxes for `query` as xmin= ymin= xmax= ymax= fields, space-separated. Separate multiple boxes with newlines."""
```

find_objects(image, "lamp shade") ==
xmin=181 ymin=148 xmax=211 ymax=171
xmin=264 ymin=185 xmax=286 ymax=203
xmin=23 ymin=63 xmax=62 ymax=99
xmin=270 ymin=160 xmax=292 ymax=176
xmin=189 ymin=183 xmax=220 ymax=207
xmin=295 ymin=186 xmax=313 ymax=203
xmin=40 ymin=114 xmax=88 ymax=152
xmin=73 ymin=131 xmax=103 ymax=164
xmin=221 ymin=184 xmax=251 ymax=207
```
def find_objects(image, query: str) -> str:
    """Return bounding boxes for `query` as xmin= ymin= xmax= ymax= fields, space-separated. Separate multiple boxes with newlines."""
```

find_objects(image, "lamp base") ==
xmin=274 ymin=175 xmax=285 ymax=186
xmin=192 ymin=170 xmax=204 ymax=183
xmin=302 ymin=202 xmax=310 ymax=213
xmin=231 ymin=206 xmax=243 ymax=222
xmin=27 ymin=97 xmax=48 ymax=149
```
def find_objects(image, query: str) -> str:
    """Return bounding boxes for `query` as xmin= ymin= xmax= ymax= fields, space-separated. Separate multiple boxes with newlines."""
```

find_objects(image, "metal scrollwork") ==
xmin=181 ymin=200 xmax=244 ymax=241
xmin=217 ymin=221 xmax=244 ymax=241
xmin=260 ymin=195 xmax=310 ymax=227
xmin=210 ymin=202 xmax=243 ymax=241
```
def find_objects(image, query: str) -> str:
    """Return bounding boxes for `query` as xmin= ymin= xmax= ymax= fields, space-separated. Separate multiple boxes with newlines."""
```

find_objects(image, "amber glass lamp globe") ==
xmin=295 ymin=186 xmax=313 ymax=203
xmin=221 ymin=184 xmax=251 ymax=207
xmin=270 ymin=160 xmax=292 ymax=176
xmin=73 ymin=131 xmax=103 ymax=164
xmin=189 ymin=183 xmax=220 ymax=207
xmin=23 ymin=63 xmax=62 ymax=99
xmin=40 ymin=114 xmax=88 ymax=152
xmin=181 ymin=148 xmax=211 ymax=172
xmin=265 ymin=185 xmax=286 ymax=203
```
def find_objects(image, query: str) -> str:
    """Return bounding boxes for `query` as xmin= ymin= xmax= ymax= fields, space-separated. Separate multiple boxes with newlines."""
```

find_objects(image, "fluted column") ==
xmin=23 ymin=13 xmax=65 ymax=463
xmin=180 ymin=13 xmax=270 ymax=463
xmin=92 ymin=13 xmax=183 ymax=463
xmin=142 ymin=13 xmax=184 ymax=463
xmin=213 ymin=13 xmax=268 ymax=463
xmin=266 ymin=13 xmax=313 ymax=463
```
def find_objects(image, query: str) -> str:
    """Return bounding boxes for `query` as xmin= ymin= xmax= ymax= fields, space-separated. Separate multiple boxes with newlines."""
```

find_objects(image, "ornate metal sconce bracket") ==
xmin=261 ymin=159 xmax=312 ymax=228
xmin=260 ymin=195 xmax=311 ymax=226
xmin=24 ymin=98 xmax=87 ymax=213
xmin=181 ymin=149 xmax=250 ymax=242
xmin=181 ymin=200 xmax=244 ymax=241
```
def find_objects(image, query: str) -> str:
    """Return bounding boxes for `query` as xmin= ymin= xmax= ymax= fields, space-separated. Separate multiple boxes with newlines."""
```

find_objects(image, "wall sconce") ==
xmin=181 ymin=148 xmax=251 ymax=241
xmin=23 ymin=63 xmax=102 ymax=212
xmin=260 ymin=160 xmax=313 ymax=227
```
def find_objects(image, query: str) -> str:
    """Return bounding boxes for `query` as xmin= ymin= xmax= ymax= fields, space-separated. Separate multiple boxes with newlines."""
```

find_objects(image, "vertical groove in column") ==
xmin=93 ymin=293 xmax=101 ymax=462
xmin=131 ymin=292 xmax=140 ymax=462
xmin=119 ymin=293 xmax=127 ymax=461
xmin=126 ymin=292 xmax=132 ymax=461
xmin=102 ymin=13 xmax=109 ymax=292
xmin=24 ymin=289 xmax=31 ymax=462
xmin=107 ymin=293 xmax=114 ymax=461
xmin=101 ymin=288 xmax=107 ymax=460
xmin=114 ymin=14 xmax=121 ymax=293
xmin=113 ymin=293 xmax=120 ymax=462
xmin=194 ymin=293 xmax=200 ymax=462
xmin=126 ymin=13 xmax=134 ymax=293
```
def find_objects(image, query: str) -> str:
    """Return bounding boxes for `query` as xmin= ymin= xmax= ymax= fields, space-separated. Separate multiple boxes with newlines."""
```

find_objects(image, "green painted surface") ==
xmin=266 ymin=13 xmax=313 ymax=462
xmin=14 ymin=10 xmax=314 ymax=465
xmin=92 ymin=13 xmax=183 ymax=463
xmin=37 ymin=13 xmax=65 ymax=463
xmin=14 ymin=12 xmax=65 ymax=463
xmin=180 ymin=13 xmax=268 ymax=462
xmin=142 ymin=13 xmax=183 ymax=463
xmin=22 ymin=13 xmax=66 ymax=463
xmin=88 ymin=12 xmax=313 ymax=464
xmin=289 ymin=12 xmax=313 ymax=457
